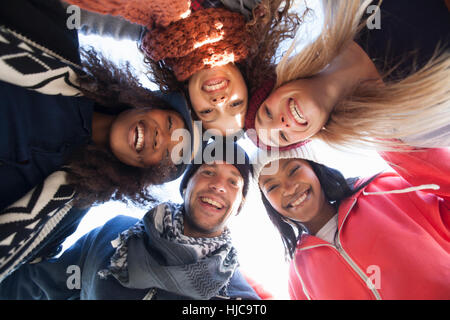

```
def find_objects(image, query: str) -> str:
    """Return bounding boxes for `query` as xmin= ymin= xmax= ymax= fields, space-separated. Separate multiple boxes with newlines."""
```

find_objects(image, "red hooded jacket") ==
xmin=288 ymin=147 xmax=450 ymax=300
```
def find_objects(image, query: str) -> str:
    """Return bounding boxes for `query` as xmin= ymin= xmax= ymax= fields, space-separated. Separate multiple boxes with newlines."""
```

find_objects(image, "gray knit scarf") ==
xmin=98 ymin=202 xmax=238 ymax=299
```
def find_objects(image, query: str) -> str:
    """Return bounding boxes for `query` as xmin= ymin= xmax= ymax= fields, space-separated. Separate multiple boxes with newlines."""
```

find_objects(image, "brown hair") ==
xmin=275 ymin=0 xmax=450 ymax=150
xmin=65 ymin=49 xmax=176 ymax=208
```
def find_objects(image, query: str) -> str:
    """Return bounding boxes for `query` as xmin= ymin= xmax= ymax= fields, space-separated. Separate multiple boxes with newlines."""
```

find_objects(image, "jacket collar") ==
xmin=296 ymin=176 xmax=372 ymax=251
xmin=296 ymin=196 xmax=358 ymax=251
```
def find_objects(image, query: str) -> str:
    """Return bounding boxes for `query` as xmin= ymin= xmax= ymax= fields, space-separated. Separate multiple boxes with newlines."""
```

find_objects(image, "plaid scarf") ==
xmin=98 ymin=202 xmax=238 ymax=299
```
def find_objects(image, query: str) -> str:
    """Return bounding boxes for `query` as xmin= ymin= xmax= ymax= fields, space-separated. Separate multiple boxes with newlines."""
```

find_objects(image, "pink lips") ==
xmin=197 ymin=194 xmax=226 ymax=212
xmin=128 ymin=121 xmax=145 ymax=153
xmin=286 ymin=98 xmax=308 ymax=126
xmin=286 ymin=188 xmax=310 ymax=209
xmin=202 ymin=78 xmax=229 ymax=93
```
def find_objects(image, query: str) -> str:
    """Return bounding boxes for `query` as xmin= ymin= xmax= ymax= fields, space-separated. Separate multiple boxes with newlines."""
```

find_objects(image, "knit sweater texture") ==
xmin=65 ymin=0 xmax=251 ymax=81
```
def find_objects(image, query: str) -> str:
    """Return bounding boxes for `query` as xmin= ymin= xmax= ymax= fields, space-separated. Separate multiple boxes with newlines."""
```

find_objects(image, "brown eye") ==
xmin=289 ymin=165 xmax=300 ymax=176
xmin=168 ymin=116 xmax=173 ymax=131
xmin=265 ymin=105 xmax=272 ymax=119
xmin=267 ymin=184 xmax=279 ymax=193
xmin=230 ymin=100 xmax=244 ymax=108
xmin=202 ymin=170 xmax=214 ymax=176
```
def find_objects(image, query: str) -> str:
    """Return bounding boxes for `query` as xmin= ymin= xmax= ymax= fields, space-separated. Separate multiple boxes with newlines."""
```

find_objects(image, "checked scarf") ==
xmin=98 ymin=202 xmax=238 ymax=299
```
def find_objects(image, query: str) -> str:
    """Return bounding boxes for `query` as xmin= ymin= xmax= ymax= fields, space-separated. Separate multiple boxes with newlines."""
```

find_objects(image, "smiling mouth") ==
xmin=202 ymin=79 xmax=229 ymax=93
xmin=199 ymin=196 xmax=224 ymax=210
xmin=134 ymin=121 xmax=145 ymax=152
xmin=287 ymin=188 xmax=310 ymax=208
xmin=289 ymin=98 xmax=308 ymax=125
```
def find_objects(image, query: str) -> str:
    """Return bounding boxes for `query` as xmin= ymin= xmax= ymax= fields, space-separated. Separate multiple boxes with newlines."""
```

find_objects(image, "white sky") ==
xmin=61 ymin=3 xmax=395 ymax=299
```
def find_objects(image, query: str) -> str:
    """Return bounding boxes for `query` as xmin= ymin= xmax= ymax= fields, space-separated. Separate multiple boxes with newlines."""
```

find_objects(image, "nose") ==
xmin=283 ymin=182 xmax=297 ymax=197
xmin=279 ymin=114 xmax=290 ymax=128
xmin=209 ymin=179 xmax=226 ymax=193
xmin=210 ymin=94 xmax=228 ymax=106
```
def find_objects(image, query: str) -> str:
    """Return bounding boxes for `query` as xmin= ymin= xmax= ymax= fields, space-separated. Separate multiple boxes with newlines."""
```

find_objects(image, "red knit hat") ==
xmin=65 ymin=0 xmax=191 ymax=28
xmin=141 ymin=8 xmax=251 ymax=81
xmin=245 ymin=78 xmax=310 ymax=151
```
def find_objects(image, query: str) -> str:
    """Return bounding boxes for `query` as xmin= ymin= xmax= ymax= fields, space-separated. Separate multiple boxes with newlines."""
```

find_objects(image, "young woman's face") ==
xmin=259 ymin=158 xmax=326 ymax=223
xmin=254 ymin=79 xmax=331 ymax=147
xmin=188 ymin=63 xmax=248 ymax=136
xmin=183 ymin=162 xmax=244 ymax=238
xmin=109 ymin=108 xmax=187 ymax=168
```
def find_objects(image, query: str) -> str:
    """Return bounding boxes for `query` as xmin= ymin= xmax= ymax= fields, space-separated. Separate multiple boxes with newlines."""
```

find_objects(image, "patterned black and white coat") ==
xmin=0 ymin=0 xmax=82 ymax=282
xmin=0 ymin=0 xmax=140 ymax=283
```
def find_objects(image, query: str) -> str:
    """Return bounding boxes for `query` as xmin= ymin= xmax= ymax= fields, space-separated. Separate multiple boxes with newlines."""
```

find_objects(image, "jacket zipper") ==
xmin=334 ymin=239 xmax=382 ymax=300
xmin=335 ymin=198 xmax=382 ymax=300
xmin=296 ymin=198 xmax=382 ymax=300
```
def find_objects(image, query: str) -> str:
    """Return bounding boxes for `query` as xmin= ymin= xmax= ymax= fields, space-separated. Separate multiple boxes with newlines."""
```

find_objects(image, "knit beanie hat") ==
xmin=66 ymin=0 xmax=251 ymax=82
xmin=65 ymin=0 xmax=190 ymax=28
xmin=251 ymin=139 xmax=324 ymax=185
xmin=245 ymin=78 xmax=309 ymax=151
xmin=142 ymin=7 xmax=251 ymax=81
xmin=179 ymin=140 xmax=251 ymax=200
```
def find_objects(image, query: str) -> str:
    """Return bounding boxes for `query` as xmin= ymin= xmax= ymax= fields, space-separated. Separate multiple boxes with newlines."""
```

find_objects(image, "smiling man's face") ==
xmin=183 ymin=162 xmax=244 ymax=238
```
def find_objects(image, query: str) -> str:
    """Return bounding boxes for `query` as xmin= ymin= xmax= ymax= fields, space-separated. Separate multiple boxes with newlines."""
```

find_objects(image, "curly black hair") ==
xmin=64 ymin=49 xmax=176 ymax=208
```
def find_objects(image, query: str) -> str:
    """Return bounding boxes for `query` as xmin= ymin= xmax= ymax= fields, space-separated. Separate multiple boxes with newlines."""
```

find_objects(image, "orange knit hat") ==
xmin=141 ymin=8 xmax=251 ymax=81
xmin=66 ymin=0 xmax=251 ymax=81
xmin=65 ymin=0 xmax=191 ymax=28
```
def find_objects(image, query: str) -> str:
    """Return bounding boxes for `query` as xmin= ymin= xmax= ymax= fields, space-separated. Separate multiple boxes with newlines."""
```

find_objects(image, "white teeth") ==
xmin=289 ymin=99 xmax=307 ymax=125
xmin=200 ymin=197 xmax=223 ymax=209
xmin=203 ymin=80 xmax=227 ymax=92
xmin=291 ymin=190 xmax=308 ymax=207
xmin=135 ymin=123 xmax=144 ymax=152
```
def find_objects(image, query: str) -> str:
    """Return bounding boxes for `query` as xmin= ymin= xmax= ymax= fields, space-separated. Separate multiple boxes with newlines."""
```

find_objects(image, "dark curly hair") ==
xmin=260 ymin=160 xmax=378 ymax=259
xmin=144 ymin=0 xmax=305 ymax=99
xmin=64 ymin=49 xmax=176 ymax=209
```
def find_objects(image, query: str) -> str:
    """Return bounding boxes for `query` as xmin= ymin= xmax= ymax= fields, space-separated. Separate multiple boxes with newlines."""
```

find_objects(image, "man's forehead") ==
xmin=201 ymin=162 xmax=242 ymax=177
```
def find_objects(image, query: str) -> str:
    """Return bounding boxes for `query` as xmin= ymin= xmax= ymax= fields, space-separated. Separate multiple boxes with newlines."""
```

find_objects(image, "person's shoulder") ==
xmin=104 ymin=215 xmax=140 ymax=229
xmin=88 ymin=215 xmax=141 ymax=241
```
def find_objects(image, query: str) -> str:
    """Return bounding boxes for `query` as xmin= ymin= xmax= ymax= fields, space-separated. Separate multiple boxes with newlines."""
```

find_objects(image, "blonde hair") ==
xmin=275 ymin=0 xmax=450 ymax=150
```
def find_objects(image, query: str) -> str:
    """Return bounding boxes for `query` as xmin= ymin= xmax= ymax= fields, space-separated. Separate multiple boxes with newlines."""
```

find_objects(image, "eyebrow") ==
xmin=260 ymin=160 xmax=293 ymax=188
xmin=261 ymin=177 xmax=274 ymax=188
xmin=203 ymin=163 xmax=242 ymax=178
xmin=282 ymin=159 xmax=292 ymax=170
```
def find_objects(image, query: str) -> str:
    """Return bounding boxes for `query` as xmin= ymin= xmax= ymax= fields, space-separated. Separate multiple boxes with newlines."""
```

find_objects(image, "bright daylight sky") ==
xmin=61 ymin=2 xmax=395 ymax=299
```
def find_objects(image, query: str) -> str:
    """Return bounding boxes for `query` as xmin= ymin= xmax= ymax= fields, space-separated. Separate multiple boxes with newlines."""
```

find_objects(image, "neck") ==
xmin=183 ymin=222 xmax=223 ymax=239
xmin=314 ymin=41 xmax=382 ymax=114
xmin=304 ymin=201 xmax=337 ymax=236
xmin=91 ymin=112 xmax=116 ymax=147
